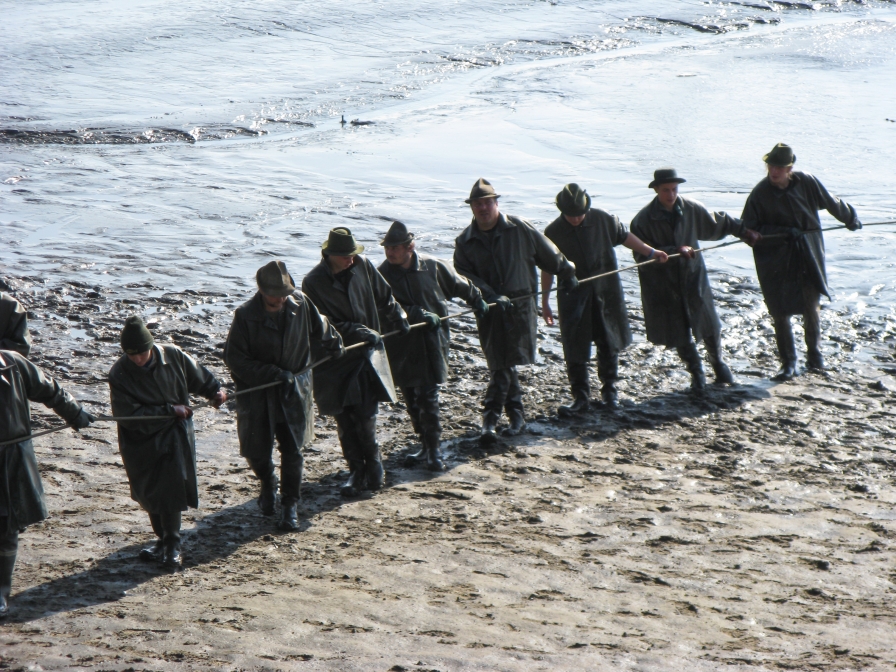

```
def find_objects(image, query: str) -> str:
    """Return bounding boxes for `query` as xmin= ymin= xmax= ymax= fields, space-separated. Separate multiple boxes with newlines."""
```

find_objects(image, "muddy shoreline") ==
xmin=1 ymin=272 xmax=896 ymax=671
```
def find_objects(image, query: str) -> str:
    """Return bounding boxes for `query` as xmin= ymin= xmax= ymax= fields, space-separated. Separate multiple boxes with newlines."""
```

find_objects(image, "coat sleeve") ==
xmin=175 ymin=348 xmax=221 ymax=399
xmin=810 ymin=175 xmax=858 ymax=227
xmin=224 ymin=311 xmax=283 ymax=386
xmin=306 ymin=297 xmax=344 ymax=356
xmin=453 ymin=239 xmax=498 ymax=299
xmin=0 ymin=296 xmax=32 ymax=357
xmin=612 ymin=215 xmax=629 ymax=247
xmin=13 ymin=352 xmax=82 ymax=423
xmin=526 ymin=221 xmax=576 ymax=280
xmin=693 ymin=203 xmax=745 ymax=242
xmin=436 ymin=259 xmax=482 ymax=306
xmin=368 ymin=259 xmax=407 ymax=325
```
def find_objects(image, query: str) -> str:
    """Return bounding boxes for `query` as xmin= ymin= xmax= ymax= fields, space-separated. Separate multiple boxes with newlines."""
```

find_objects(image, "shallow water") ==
xmin=2 ymin=0 xmax=895 ymax=329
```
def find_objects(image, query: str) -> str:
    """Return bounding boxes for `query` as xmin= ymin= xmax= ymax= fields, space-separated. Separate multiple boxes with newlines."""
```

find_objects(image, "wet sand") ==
xmin=2 ymin=275 xmax=896 ymax=671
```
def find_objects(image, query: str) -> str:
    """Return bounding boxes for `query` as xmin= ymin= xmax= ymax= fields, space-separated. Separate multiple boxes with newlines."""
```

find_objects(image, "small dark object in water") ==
xmin=350 ymin=118 xmax=375 ymax=126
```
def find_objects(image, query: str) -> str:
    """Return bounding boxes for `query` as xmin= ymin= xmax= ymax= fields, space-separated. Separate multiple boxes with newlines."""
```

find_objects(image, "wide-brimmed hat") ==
xmin=648 ymin=168 xmax=687 ymax=189
xmin=120 ymin=315 xmax=154 ymax=355
xmin=256 ymin=260 xmax=296 ymax=297
xmin=763 ymin=143 xmax=796 ymax=167
xmin=464 ymin=178 xmax=500 ymax=204
xmin=555 ymin=183 xmax=592 ymax=217
xmin=380 ymin=220 xmax=414 ymax=247
xmin=322 ymin=227 xmax=365 ymax=256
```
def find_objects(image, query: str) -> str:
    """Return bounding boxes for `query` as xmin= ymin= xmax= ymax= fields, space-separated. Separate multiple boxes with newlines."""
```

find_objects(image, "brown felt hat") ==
xmin=465 ymin=178 xmax=500 ymax=204
xmin=380 ymin=220 xmax=414 ymax=246
xmin=321 ymin=227 xmax=364 ymax=256
xmin=256 ymin=260 xmax=296 ymax=297
xmin=556 ymin=183 xmax=591 ymax=217
xmin=120 ymin=315 xmax=154 ymax=355
xmin=763 ymin=143 xmax=796 ymax=167
xmin=649 ymin=168 xmax=687 ymax=189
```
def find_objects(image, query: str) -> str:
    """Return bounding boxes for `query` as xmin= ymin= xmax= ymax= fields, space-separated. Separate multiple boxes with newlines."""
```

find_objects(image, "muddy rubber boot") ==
xmin=480 ymin=411 xmax=499 ymax=444
xmin=559 ymin=362 xmax=590 ymax=417
xmin=340 ymin=462 xmax=367 ymax=498
xmin=359 ymin=417 xmax=384 ymax=492
xmin=504 ymin=409 xmax=527 ymax=437
xmin=160 ymin=512 xmax=182 ymax=572
xmin=248 ymin=458 xmax=279 ymax=516
xmin=0 ymin=533 xmax=17 ymax=620
xmin=278 ymin=500 xmax=299 ymax=532
xmin=804 ymin=305 xmax=824 ymax=371
xmin=704 ymin=335 xmax=734 ymax=385
xmin=597 ymin=351 xmax=620 ymax=409
xmin=677 ymin=342 xmax=705 ymax=394
xmin=139 ymin=513 xmax=164 ymax=562
xmin=422 ymin=430 xmax=445 ymax=472
xmin=773 ymin=316 xmax=799 ymax=381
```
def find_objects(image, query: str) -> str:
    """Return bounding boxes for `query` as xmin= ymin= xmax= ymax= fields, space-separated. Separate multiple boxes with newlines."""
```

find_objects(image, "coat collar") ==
xmin=647 ymin=196 xmax=685 ymax=221
xmin=122 ymin=344 xmax=168 ymax=374
xmin=459 ymin=213 xmax=515 ymax=244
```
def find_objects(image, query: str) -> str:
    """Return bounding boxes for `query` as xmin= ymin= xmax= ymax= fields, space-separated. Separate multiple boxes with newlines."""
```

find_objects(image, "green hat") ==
xmin=555 ymin=183 xmax=591 ymax=217
xmin=465 ymin=178 xmax=500 ymax=204
xmin=322 ymin=227 xmax=364 ymax=256
xmin=763 ymin=143 xmax=796 ymax=167
xmin=120 ymin=315 xmax=154 ymax=355
xmin=256 ymin=260 xmax=296 ymax=297
xmin=380 ymin=221 xmax=414 ymax=247
xmin=648 ymin=168 xmax=686 ymax=189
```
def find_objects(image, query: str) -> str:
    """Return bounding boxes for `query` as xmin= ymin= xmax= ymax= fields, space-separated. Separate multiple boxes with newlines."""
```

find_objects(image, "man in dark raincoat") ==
xmin=109 ymin=316 xmax=226 ymax=570
xmin=378 ymin=221 xmax=489 ymax=471
xmin=0 ymin=350 xmax=93 ymax=618
xmin=542 ymin=184 xmax=668 ymax=415
xmin=224 ymin=261 xmax=344 ymax=530
xmin=741 ymin=143 xmax=861 ymax=380
xmin=0 ymin=293 xmax=31 ymax=356
xmin=631 ymin=168 xmax=761 ymax=393
xmin=302 ymin=228 xmax=410 ymax=497
xmin=453 ymin=178 xmax=578 ymax=440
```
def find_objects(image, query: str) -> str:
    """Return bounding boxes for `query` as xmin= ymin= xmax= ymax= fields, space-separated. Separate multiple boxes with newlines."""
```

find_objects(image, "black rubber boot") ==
xmin=422 ymin=430 xmax=445 ymax=472
xmin=278 ymin=500 xmax=299 ymax=531
xmin=559 ymin=362 xmax=590 ymax=417
xmin=248 ymin=458 xmax=279 ymax=516
xmin=0 ymin=531 xmax=18 ymax=620
xmin=773 ymin=316 xmax=799 ymax=381
xmin=480 ymin=412 xmax=499 ymax=443
xmin=597 ymin=351 xmax=620 ymax=409
xmin=704 ymin=335 xmax=734 ymax=385
xmin=340 ymin=462 xmax=367 ymax=498
xmin=504 ymin=409 xmax=527 ymax=437
xmin=804 ymin=305 xmax=824 ymax=371
xmin=159 ymin=511 xmax=182 ymax=572
xmin=677 ymin=341 xmax=705 ymax=394
xmin=139 ymin=513 xmax=164 ymax=562
xmin=360 ymin=417 xmax=384 ymax=491
xmin=278 ymin=447 xmax=302 ymax=531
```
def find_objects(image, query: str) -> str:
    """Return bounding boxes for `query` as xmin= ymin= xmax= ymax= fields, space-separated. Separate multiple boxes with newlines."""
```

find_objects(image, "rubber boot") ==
xmin=422 ymin=430 xmax=445 ymax=472
xmin=247 ymin=457 xmax=278 ymax=516
xmin=139 ymin=513 xmax=164 ymax=562
xmin=559 ymin=362 xmax=590 ymax=417
xmin=360 ymin=417 xmax=384 ymax=491
xmin=160 ymin=511 xmax=182 ymax=572
xmin=704 ymin=335 xmax=734 ymax=385
xmin=336 ymin=411 xmax=367 ymax=497
xmin=340 ymin=462 xmax=367 ymax=498
xmin=278 ymin=453 xmax=302 ymax=532
xmin=504 ymin=409 xmax=527 ymax=437
xmin=773 ymin=316 xmax=799 ymax=381
xmin=804 ymin=305 xmax=824 ymax=371
xmin=676 ymin=341 xmax=705 ymax=394
xmin=598 ymin=351 xmax=620 ymax=408
xmin=480 ymin=411 xmax=499 ymax=443
xmin=0 ymin=532 xmax=18 ymax=620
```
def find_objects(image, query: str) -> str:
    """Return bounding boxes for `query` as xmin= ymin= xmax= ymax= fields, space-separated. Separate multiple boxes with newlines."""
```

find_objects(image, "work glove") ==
xmin=277 ymin=370 xmax=296 ymax=399
xmin=846 ymin=218 xmax=862 ymax=231
xmin=491 ymin=295 xmax=514 ymax=312
xmin=69 ymin=409 xmax=96 ymax=430
xmin=331 ymin=345 xmax=346 ymax=360
xmin=560 ymin=275 xmax=579 ymax=294
xmin=420 ymin=311 xmax=442 ymax=331
xmin=472 ymin=297 xmax=489 ymax=319
xmin=787 ymin=227 xmax=805 ymax=242
xmin=354 ymin=325 xmax=382 ymax=347
xmin=393 ymin=317 xmax=411 ymax=336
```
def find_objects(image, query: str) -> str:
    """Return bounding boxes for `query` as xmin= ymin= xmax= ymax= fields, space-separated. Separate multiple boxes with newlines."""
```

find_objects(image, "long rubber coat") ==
xmin=741 ymin=171 xmax=858 ymax=317
xmin=109 ymin=345 xmax=221 ymax=513
xmin=0 ymin=293 xmax=31 ymax=357
xmin=630 ymin=196 xmax=744 ymax=347
xmin=453 ymin=214 xmax=576 ymax=371
xmin=301 ymin=255 xmax=405 ymax=416
xmin=544 ymin=210 xmax=632 ymax=363
xmin=224 ymin=292 xmax=343 ymax=460
xmin=378 ymin=253 xmax=482 ymax=388
xmin=0 ymin=350 xmax=82 ymax=534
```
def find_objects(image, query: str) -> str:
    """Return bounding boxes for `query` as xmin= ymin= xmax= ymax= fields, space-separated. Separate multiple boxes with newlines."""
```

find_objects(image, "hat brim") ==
xmin=322 ymin=241 xmax=365 ymax=256
xmin=258 ymin=285 xmax=295 ymax=298
xmin=648 ymin=177 xmax=686 ymax=189
xmin=380 ymin=235 xmax=414 ymax=247
xmin=763 ymin=153 xmax=795 ymax=167
xmin=464 ymin=194 xmax=500 ymax=204
xmin=556 ymin=193 xmax=591 ymax=217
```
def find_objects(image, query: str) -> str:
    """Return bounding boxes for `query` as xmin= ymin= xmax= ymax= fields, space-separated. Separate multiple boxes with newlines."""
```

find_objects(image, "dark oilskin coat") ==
xmin=109 ymin=345 xmax=221 ymax=514
xmin=0 ymin=350 xmax=82 ymax=534
xmin=741 ymin=171 xmax=858 ymax=317
xmin=224 ymin=292 xmax=342 ymax=460
xmin=631 ymin=196 xmax=744 ymax=347
xmin=454 ymin=214 xmax=576 ymax=371
xmin=0 ymin=293 xmax=31 ymax=357
xmin=302 ymin=255 xmax=405 ymax=416
xmin=544 ymin=209 xmax=632 ymax=363
xmin=378 ymin=252 xmax=482 ymax=388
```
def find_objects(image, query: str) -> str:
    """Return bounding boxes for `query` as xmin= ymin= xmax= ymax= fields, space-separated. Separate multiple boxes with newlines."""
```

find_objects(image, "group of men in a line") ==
xmin=0 ymin=142 xmax=861 ymax=618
